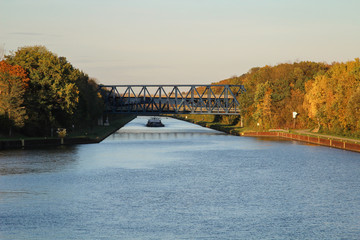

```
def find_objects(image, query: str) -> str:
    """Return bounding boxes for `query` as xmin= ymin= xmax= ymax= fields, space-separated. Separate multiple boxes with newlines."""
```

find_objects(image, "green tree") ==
xmin=73 ymin=74 xmax=104 ymax=128
xmin=6 ymin=46 xmax=80 ymax=135
xmin=252 ymin=81 xmax=272 ymax=129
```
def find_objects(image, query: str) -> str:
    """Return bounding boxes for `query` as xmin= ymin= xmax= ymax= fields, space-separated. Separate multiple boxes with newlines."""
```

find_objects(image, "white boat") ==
xmin=146 ymin=117 xmax=164 ymax=127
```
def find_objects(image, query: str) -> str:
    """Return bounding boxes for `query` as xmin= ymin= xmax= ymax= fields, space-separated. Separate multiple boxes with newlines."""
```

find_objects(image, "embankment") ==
xmin=174 ymin=116 xmax=360 ymax=153
xmin=241 ymin=131 xmax=360 ymax=153
xmin=0 ymin=115 xmax=136 ymax=150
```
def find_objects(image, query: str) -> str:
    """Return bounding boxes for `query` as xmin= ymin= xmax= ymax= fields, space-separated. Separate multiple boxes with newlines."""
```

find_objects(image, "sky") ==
xmin=1 ymin=0 xmax=360 ymax=85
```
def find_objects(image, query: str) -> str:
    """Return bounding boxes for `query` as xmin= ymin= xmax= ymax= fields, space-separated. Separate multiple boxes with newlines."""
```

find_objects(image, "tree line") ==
xmin=1 ymin=46 xmax=359 ymax=138
xmin=0 ymin=46 xmax=103 ymax=137
xmin=214 ymin=59 xmax=360 ymax=137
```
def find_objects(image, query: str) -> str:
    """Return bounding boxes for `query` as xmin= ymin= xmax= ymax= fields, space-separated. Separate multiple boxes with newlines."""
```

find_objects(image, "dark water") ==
xmin=0 ymin=117 xmax=359 ymax=239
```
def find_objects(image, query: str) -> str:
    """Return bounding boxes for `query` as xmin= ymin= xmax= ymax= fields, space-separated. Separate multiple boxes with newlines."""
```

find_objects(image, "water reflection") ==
xmin=1 ymin=117 xmax=360 ymax=239
xmin=0 ymin=146 xmax=78 ymax=175
xmin=111 ymin=131 xmax=222 ymax=141
xmin=109 ymin=116 xmax=224 ymax=141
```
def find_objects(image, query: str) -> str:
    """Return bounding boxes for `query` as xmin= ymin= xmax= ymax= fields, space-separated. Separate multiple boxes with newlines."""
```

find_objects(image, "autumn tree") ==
xmin=346 ymin=86 xmax=360 ymax=136
xmin=4 ymin=46 xmax=105 ymax=136
xmin=223 ymin=62 xmax=328 ymax=129
xmin=304 ymin=59 xmax=360 ymax=136
xmin=6 ymin=46 xmax=80 ymax=135
xmin=0 ymin=61 xmax=29 ymax=136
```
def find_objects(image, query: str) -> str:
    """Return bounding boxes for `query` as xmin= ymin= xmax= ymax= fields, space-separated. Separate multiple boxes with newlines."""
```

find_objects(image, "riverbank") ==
xmin=174 ymin=115 xmax=360 ymax=153
xmin=0 ymin=114 xmax=136 ymax=150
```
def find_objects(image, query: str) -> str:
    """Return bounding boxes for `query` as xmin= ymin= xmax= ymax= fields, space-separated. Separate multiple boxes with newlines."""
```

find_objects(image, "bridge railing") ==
xmin=98 ymin=84 xmax=245 ymax=115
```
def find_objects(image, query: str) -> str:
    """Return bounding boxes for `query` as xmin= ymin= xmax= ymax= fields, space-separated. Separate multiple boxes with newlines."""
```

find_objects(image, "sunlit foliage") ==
xmin=0 ymin=61 xmax=29 ymax=135
xmin=304 ymin=59 xmax=360 ymax=136
xmin=213 ymin=60 xmax=360 ymax=137
xmin=3 ymin=46 xmax=103 ymax=136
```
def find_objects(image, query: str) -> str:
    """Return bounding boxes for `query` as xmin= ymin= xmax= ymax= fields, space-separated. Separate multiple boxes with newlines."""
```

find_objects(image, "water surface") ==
xmin=0 ymin=117 xmax=359 ymax=239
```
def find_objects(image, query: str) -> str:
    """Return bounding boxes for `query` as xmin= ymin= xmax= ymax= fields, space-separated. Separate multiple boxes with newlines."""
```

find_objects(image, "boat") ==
xmin=146 ymin=117 xmax=165 ymax=127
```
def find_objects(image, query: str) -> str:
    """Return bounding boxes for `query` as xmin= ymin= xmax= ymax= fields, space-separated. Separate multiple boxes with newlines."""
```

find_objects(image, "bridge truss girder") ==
xmin=98 ymin=85 xmax=245 ymax=115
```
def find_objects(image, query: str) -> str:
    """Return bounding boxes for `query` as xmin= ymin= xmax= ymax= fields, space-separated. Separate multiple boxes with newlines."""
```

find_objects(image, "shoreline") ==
xmin=0 ymin=115 xmax=136 ymax=150
xmin=241 ymin=131 xmax=360 ymax=153
xmin=3 ymin=114 xmax=359 ymax=153
xmin=0 ymin=137 xmax=98 ymax=150
xmin=174 ymin=116 xmax=360 ymax=153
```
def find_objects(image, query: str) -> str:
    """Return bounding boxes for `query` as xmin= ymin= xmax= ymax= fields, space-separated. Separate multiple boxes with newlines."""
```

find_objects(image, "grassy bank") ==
xmin=67 ymin=114 xmax=136 ymax=142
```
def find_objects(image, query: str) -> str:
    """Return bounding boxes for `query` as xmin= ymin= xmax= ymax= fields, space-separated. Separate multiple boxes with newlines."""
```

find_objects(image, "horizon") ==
xmin=1 ymin=0 xmax=360 ymax=85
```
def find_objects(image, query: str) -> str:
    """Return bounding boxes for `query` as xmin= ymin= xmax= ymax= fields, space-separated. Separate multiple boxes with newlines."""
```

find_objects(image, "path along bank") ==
xmin=0 ymin=115 xmax=136 ymax=150
xmin=174 ymin=115 xmax=360 ymax=154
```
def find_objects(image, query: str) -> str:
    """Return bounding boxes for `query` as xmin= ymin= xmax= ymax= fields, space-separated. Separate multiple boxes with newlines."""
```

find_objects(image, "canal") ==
xmin=0 ymin=117 xmax=359 ymax=239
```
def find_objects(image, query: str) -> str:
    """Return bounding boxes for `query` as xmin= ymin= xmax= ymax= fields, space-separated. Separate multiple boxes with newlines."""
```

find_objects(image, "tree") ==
xmin=73 ymin=74 xmax=104 ymax=128
xmin=346 ymin=86 xmax=360 ymax=136
xmin=0 ymin=61 xmax=29 ymax=136
xmin=6 ymin=46 xmax=80 ymax=135
xmin=303 ymin=59 xmax=360 ymax=135
xmin=219 ymin=61 xmax=328 ymax=129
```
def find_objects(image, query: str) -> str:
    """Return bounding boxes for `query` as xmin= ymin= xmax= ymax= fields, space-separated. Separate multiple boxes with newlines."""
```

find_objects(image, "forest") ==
xmin=1 ymin=46 xmax=359 ymax=138
xmin=213 ymin=59 xmax=360 ymax=137
xmin=0 ymin=46 xmax=103 ymax=137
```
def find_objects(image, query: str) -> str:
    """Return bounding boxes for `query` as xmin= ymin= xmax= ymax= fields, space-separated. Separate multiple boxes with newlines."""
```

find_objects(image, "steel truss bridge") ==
xmin=98 ymin=85 xmax=245 ymax=115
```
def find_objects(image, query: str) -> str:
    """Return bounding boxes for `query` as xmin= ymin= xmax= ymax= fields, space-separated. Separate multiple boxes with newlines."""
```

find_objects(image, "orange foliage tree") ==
xmin=0 ymin=60 xmax=29 ymax=135
xmin=224 ymin=62 xmax=329 ymax=129
xmin=304 ymin=59 xmax=360 ymax=136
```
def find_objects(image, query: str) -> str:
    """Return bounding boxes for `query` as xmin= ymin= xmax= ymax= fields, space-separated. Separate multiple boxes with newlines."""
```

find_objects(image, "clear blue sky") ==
xmin=1 ymin=0 xmax=360 ymax=85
